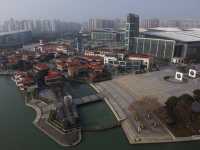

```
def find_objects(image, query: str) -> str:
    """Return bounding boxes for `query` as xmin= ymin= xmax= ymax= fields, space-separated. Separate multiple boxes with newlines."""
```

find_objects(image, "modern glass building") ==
xmin=125 ymin=13 xmax=140 ymax=51
xmin=91 ymin=30 xmax=117 ymax=41
xmin=88 ymin=19 xmax=115 ymax=32
xmin=129 ymin=37 xmax=175 ymax=59
xmin=142 ymin=29 xmax=200 ymax=61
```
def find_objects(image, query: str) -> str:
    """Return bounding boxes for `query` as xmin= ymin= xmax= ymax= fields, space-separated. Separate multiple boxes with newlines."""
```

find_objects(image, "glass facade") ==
xmin=91 ymin=31 xmax=117 ymax=41
xmin=125 ymin=14 xmax=139 ymax=51
xmin=130 ymin=37 xmax=175 ymax=59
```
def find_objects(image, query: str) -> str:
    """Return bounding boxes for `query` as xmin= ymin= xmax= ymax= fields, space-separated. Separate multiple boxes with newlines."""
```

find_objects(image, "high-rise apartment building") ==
xmin=0 ymin=19 xmax=81 ymax=34
xmin=88 ymin=18 xmax=115 ymax=31
xmin=141 ymin=19 xmax=160 ymax=29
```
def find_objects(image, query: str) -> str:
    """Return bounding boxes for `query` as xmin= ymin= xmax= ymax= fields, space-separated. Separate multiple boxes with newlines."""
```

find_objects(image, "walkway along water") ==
xmin=24 ymin=94 xmax=82 ymax=147
xmin=22 ymin=84 xmax=119 ymax=147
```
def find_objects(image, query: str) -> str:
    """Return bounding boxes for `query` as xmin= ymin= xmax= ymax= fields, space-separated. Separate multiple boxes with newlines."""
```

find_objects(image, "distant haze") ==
xmin=0 ymin=0 xmax=199 ymax=22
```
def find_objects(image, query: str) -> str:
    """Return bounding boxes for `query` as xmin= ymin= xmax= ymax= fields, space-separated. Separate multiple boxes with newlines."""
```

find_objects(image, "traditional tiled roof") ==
xmin=128 ymin=53 xmax=152 ymax=59
xmin=34 ymin=63 xmax=49 ymax=71
xmin=45 ymin=71 xmax=62 ymax=80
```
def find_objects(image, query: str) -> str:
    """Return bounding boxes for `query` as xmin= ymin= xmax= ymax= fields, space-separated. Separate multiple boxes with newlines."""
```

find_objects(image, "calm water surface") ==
xmin=0 ymin=77 xmax=199 ymax=150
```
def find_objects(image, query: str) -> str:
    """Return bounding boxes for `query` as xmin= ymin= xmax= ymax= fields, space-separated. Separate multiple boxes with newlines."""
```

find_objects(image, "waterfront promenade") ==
xmin=92 ymin=68 xmax=200 ymax=144
xmin=25 ymin=96 xmax=82 ymax=147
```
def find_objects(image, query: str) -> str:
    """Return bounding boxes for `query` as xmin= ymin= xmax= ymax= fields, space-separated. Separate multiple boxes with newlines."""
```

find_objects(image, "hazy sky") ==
xmin=0 ymin=0 xmax=199 ymax=22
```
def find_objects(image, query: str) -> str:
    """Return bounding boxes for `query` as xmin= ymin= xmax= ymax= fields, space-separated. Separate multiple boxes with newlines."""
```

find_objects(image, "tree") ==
xmin=175 ymin=99 xmax=193 ymax=124
xmin=173 ymin=94 xmax=194 ymax=124
xmin=165 ymin=96 xmax=179 ymax=122
xmin=166 ymin=96 xmax=178 ymax=108
xmin=193 ymin=89 xmax=200 ymax=102
xmin=179 ymin=94 xmax=195 ymax=105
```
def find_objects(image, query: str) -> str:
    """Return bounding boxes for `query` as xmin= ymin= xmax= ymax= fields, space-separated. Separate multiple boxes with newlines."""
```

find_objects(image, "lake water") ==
xmin=0 ymin=77 xmax=199 ymax=150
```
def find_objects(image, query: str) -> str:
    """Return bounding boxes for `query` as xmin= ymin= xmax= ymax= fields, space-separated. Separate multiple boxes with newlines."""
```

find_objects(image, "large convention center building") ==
xmin=141 ymin=28 xmax=200 ymax=62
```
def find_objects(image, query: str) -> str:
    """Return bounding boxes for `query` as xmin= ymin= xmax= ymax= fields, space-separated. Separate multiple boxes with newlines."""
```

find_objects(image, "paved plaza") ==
xmin=94 ymin=67 xmax=200 ymax=144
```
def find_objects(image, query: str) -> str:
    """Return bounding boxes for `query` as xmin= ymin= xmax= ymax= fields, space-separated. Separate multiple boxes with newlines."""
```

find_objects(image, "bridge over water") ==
xmin=74 ymin=94 xmax=103 ymax=106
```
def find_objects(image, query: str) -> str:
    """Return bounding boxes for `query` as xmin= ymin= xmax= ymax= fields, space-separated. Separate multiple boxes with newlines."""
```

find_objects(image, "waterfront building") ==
xmin=13 ymin=71 xmax=34 ymax=91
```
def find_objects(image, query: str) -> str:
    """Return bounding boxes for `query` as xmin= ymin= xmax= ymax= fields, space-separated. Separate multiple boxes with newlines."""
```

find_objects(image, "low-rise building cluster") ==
xmin=0 ymin=38 xmax=161 ymax=92
xmin=13 ymin=71 xmax=34 ymax=91
xmin=55 ymin=56 xmax=110 ymax=82
xmin=35 ymin=40 xmax=77 ymax=56
xmin=84 ymin=48 xmax=157 ymax=71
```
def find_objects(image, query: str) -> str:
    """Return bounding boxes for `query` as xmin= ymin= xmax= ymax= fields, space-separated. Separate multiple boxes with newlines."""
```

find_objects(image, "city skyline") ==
xmin=0 ymin=0 xmax=200 ymax=22
xmin=0 ymin=1 xmax=200 ymax=148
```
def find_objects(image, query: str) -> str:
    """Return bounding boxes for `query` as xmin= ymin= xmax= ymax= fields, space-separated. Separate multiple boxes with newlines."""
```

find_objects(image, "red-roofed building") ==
xmin=13 ymin=71 xmax=34 ymax=91
xmin=54 ymin=56 xmax=108 ymax=82
xmin=56 ymin=62 xmax=67 ymax=71
xmin=33 ymin=63 xmax=49 ymax=73
xmin=45 ymin=71 xmax=63 ymax=86
xmin=23 ymin=77 xmax=34 ymax=86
